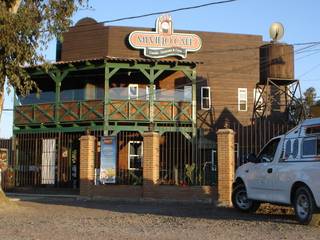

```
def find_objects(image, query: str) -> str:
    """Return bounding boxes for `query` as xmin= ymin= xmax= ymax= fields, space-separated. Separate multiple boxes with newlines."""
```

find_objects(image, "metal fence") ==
xmin=6 ymin=129 xmax=217 ymax=189
xmin=14 ymin=132 xmax=83 ymax=188
xmin=159 ymin=132 xmax=217 ymax=186
xmin=232 ymin=119 xmax=295 ymax=168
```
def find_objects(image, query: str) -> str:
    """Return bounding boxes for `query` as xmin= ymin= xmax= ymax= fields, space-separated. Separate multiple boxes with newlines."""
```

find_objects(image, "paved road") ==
xmin=0 ymin=197 xmax=319 ymax=240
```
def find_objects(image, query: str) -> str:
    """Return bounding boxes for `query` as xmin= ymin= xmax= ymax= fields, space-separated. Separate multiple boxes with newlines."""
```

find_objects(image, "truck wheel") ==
xmin=294 ymin=186 xmax=318 ymax=225
xmin=232 ymin=184 xmax=260 ymax=213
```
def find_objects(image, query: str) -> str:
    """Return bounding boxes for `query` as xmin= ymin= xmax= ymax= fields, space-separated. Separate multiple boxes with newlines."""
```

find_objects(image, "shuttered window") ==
xmin=238 ymin=88 xmax=247 ymax=111
xmin=201 ymin=87 xmax=211 ymax=110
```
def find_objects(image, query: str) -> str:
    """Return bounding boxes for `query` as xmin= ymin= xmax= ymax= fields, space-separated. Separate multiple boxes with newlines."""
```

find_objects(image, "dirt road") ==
xmin=0 ymin=196 xmax=319 ymax=240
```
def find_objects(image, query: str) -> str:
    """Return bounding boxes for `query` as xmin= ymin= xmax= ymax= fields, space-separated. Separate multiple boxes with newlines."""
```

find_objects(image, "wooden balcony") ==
xmin=14 ymin=100 xmax=193 ymax=126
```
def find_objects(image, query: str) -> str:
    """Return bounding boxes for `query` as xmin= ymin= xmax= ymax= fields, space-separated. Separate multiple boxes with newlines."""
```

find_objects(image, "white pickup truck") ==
xmin=232 ymin=118 xmax=320 ymax=224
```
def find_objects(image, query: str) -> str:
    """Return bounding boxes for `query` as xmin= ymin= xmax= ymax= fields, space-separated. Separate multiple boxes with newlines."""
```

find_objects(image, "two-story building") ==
xmin=10 ymin=15 xmax=297 ymax=200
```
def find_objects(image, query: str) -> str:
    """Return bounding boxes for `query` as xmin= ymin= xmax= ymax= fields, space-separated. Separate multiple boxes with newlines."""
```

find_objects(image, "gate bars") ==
xmin=10 ymin=129 xmax=217 ymax=188
xmin=232 ymin=119 xmax=295 ymax=168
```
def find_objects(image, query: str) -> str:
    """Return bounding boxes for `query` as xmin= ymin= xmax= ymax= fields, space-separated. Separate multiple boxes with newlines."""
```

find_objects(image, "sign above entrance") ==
xmin=129 ymin=15 xmax=202 ymax=59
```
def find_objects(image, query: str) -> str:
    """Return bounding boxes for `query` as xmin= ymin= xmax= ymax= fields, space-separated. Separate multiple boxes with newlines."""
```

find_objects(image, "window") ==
xmin=128 ymin=84 xmax=138 ymax=99
xmin=257 ymin=137 xmax=280 ymax=163
xmin=238 ymin=88 xmax=247 ymax=111
xmin=184 ymin=86 xmax=192 ymax=101
xmin=284 ymin=140 xmax=291 ymax=159
xmin=253 ymin=88 xmax=263 ymax=113
xmin=146 ymin=85 xmax=156 ymax=100
xmin=201 ymin=87 xmax=211 ymax=110
xmin=128 ymin=141 xmax=143 ymax=170
xmin=41 ymin=139 xmax=56 ymax=185
xmin=306 ymin=126 xmax=320 ymax=135
xmin=292 ymin=139 xmax=299 ymax=158
xmin=302 ymin=137 xmax=320 ymax=157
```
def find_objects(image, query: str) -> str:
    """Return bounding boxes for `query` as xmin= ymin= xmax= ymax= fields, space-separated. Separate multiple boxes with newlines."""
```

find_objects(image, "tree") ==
xmin=0 ymin=0 xmax=87 ymax=201
xmin=303 ymin=87 xmax=317 ymax=115
xmin=0 ymin=0 xmax=87 ymax=118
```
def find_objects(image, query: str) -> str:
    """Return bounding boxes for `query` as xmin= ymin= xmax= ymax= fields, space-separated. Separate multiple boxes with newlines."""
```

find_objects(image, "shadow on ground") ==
xmin=13 ymin=195 xmax=297 ymax=225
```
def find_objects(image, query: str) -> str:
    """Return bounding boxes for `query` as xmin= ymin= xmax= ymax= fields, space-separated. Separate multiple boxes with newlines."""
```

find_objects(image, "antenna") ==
xmin=269 ymin=22 xmax=284 ymax=42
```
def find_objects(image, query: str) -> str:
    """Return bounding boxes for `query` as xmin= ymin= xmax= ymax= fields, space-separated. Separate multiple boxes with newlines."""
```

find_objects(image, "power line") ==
xmin=80 ymin=0 xmax=238 ymax=26
xmin=53 ymin=0 xmax=240 ymax=36
xmin=298 ymin=62 xmax=320 ymax=79
xmin=40 ymin=0 xmax=239 ymax=34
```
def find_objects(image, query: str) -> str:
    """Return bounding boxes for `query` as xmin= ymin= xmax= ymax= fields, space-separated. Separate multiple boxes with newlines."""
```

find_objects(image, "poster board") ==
xmin=0 ymin=148 xmax=8 ymax=171
xmin=99 ymin=136 xmax=117 ymax=184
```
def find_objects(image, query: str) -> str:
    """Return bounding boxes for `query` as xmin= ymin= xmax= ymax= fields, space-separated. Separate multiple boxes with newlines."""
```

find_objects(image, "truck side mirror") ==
xmin=247 ymin=153 xmax=258 ymax=163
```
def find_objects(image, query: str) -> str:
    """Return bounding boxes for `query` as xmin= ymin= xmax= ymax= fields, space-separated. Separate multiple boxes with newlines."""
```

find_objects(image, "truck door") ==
xmin=246 ymin=137 xmax=281 ymax=201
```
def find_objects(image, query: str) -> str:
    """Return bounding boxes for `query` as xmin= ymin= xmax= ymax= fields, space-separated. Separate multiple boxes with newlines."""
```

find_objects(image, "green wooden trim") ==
xmin=20 ymin=59 xmax=198 ymax=136
xmin=15 ymin=106 xmax=34 ymax=123
xmin=181 ymin=131 xmax=192 ymax=141
xmin=154 ymin=101 xmax=173 ymax=121
xmin=149 ymin=69 xmax=155 ymax=123
xmin=129 ymin=101 xmax=149 ymax=120
xmin=29 ymin=61 xmax=196 ymax=78
xmin=13 ymin=125 xmax=104 ymax=134
xmin=191 ymin=70 xmax=197 ymax=138
xmin=80 ymin=101 xmax=104 ymax=120
xmin=34 ymin=104 xmax=55 ymax=122
xmin=47 ymin=69 xmax=70 ymax=122
xmin=109 ymin=100 xmax=128 ymax=119
xmin=154 ymin=69 xmax=165 ymax=80
xmin=173 ymin=102 xmax=193 ymax=121
xmin=59 ymin=103 xmax=79 ymax=121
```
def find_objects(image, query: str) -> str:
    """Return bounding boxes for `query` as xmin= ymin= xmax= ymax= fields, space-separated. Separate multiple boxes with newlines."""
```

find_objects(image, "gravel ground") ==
xmin=0 ymin=196 xmax=320 ymax=240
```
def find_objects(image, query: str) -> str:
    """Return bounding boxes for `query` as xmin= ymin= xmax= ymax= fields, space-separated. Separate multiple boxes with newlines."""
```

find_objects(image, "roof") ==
xmin=301 ymin=117 xmax=320 ymax=127
xmin=26 ymin=56 xmax=202 ymax=69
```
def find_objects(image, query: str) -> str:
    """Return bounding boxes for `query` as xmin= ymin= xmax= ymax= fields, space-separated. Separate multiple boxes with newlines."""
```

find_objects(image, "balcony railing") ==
xmin=14 ymin=99 xmax=192 ymax=125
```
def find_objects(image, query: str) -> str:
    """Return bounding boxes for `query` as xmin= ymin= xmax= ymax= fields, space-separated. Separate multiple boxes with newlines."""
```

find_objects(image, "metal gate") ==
xmin=14 ymin=132 xmax=82 ymax=188
xmin=159 ymin=132 xmax=217 ymax=186
xmin=8 ymin=129 xmax=217 ymax=189
xmin=232 ymin=119 xmax=295 ymax=168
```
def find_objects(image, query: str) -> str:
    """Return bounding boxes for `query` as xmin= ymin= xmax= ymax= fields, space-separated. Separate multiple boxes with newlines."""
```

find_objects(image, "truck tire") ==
xmin=294 ymin=186 xmax=319 ymax=225
xmin=232 ymin=184 xmax=260 ymax=213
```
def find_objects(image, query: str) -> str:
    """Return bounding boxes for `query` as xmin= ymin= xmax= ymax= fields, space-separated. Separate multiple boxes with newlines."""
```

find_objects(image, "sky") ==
xmin=1 ymin=0 xmax=320 ymax=138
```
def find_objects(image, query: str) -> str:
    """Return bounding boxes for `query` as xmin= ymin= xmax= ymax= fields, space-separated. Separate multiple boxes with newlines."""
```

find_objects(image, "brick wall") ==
xmin=79 ymin=133 xmax=216 ymax=203
xmin=80 ymin=135 xmax=96 ymax=196
xmin=142 ymin=132 xmax=160 ymax=185
xmin=217 ymin=129 xmax=235 ymax=206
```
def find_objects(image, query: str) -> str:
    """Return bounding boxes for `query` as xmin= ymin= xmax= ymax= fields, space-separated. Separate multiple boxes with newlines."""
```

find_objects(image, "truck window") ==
xmin=284 ymin=140 xmax=291 ymax=159
xmin=257 ymin=138 xmax=281 ymax=163
xmin=302 ymin=137 xmax=320 ymax=157
xmin=292 ymin=139 xmax=299 ymax=158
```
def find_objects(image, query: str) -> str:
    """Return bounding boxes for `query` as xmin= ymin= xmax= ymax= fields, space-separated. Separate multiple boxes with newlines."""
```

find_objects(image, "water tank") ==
xmin=260 ymin=43 xmax=294 ymax=84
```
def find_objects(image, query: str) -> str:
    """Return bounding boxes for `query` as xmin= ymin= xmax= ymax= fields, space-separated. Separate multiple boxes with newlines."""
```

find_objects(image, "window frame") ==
xmin=128 ymin=141 xmax=143 ymax=170
xmin=238 ymin=88 xmax=248 ymax=112
xmin=201 ymin=86 xmax=211 ymax=110
xmin=128 ymin=84 xmax=139 ymax=100
xmin=301 ymin=136 xmax=318 ymax=158
xmin=257 ymin=137 xmax=281 ymax=163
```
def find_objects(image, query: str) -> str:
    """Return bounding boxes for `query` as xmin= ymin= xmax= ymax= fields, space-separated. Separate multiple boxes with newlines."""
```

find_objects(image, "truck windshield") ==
xmin=257 ymin=138 xmax=281 ymax=163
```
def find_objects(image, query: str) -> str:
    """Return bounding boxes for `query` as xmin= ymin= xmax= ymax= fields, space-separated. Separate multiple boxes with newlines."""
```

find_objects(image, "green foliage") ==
xmin=129 ymin=171 xmax=142 ymax=185
xmin=0 ymin=0 xmax=87 ymax=95
xmin=185 ymin=163 xmax=195 ymax=185
xmin=303 ymin=87 xmax=317 ymax=115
